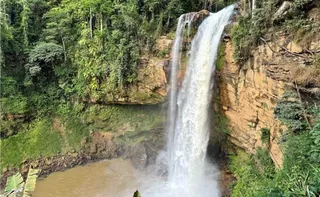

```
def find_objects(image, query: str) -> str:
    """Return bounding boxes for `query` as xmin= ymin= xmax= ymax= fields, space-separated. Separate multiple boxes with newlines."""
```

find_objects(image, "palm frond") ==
xmin=4 ymin=172 xmax=24 ymax=197
xmin=22 ymin=168 xmax=40 ymax=197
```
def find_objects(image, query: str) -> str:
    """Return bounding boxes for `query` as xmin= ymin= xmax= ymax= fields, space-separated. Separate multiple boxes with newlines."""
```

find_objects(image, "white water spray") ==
xmin=141 ymin=5 xmax=235 ymax=197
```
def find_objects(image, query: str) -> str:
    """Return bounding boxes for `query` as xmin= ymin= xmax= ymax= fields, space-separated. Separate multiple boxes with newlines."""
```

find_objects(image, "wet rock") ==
xmin=130 ymin=143 xmax=147 ymax=170
xmin=21 ymin=165 xmax=29 ymax=174
xmin=90 ymin=143 xmax=97 ymax=154
xmin=30 ymin=160 xmax=39 ymax=168
xmin=144 ymin=128 xmax=166 ymax=165
xmin=45 ymin=158 xmax=52 ymax=165
xmin=198 ymin=10 xmax=210 ymax=18
xmin=156 ymin=36 xmax=173 ymax=52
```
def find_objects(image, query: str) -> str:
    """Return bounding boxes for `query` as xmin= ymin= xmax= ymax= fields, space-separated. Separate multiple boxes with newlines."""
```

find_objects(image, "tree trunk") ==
xmin=252 ymin=0 xmax=256 ymax=16
xmin=61 ymin=37 xmax=67 ymax=62
xmin=100 ymin=12 xmax=103 ymax=32
xmin=89 ymin=6 xmax=93 ymax=38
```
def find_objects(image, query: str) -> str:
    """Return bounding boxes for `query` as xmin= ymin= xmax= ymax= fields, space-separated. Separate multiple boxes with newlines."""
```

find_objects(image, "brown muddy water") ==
xmin=32 ymin=159 xmax=145 ymax=197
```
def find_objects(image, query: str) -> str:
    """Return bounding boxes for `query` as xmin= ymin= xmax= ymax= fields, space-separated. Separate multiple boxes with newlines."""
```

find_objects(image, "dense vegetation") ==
xmin=1 ymin=0 xmax=235 ymax=107
xmin=1 ymin=0 xmax=319 ymax=196
xmin=228 ymin=0 xmax=320 ymax=196
xmin=0 ymin=0 xmax=235 ymax=170
xmin=231 ymin=0 xmax=320 ymax=65
xmin=229 ymin=92 xmax=320 ymax=196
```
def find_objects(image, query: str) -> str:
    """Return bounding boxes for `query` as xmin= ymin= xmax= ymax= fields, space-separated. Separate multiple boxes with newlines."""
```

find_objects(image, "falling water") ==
xmin=167 ymin=5 xmax=235 ymax=197
xmin=138 ymin=5 xmax=235 ymax=197
xmin=167 ymin=12 xmax=196 ymax=180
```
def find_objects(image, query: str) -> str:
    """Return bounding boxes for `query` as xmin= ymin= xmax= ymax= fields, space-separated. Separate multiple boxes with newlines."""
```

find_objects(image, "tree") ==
xmin=25 ymin=42 xmax=63 ymax=77
xmin=0 ymin=0 xmax=13 ymax=67
xmin=43 ymin=7 xmax=73 ymax=61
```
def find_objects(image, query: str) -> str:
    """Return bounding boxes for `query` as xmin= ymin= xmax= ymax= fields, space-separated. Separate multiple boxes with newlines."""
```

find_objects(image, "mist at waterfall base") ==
xmin=134 ymin=5 xmax=235 ymax=197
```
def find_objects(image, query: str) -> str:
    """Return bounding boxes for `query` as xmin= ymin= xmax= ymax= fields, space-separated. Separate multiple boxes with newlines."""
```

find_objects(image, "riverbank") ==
xmin=0 ymin=105 xmax=166 ymax=188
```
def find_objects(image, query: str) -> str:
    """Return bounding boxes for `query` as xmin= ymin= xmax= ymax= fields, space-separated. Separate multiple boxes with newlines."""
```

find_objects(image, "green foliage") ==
xmin=4 ymin=172 xmax=24 ymax=197
xmin=4 ymin=168 xmax=40 ymax=197
xmin=200 ymin=0 xmax=237 ymax=11
xmin=0 ymin=112 xmax=91 ymax=169
xmin=157 ymin=48 xmax=170 ymax=58
xmin=83 ymin=105 xmax=164 ymax=134
xmin=133 ymin=190 xmax=141 ymax=197
xmin=25 ymin=85 xmax=63 ymax=116
xmin=2 ymin=0 xmax=236 ymax=114
xmin=0 ymin=96 xmax=27 ymax=115
xmin=230 ymin=0 xmax=318 ymax=66
xmin=213 ymin=110 xmax=230 ymax=134
xmin=229 ymin=151 xmax=269 ymax=197
xmin=274 ymin=91 xmax=308 ymax=133
xmin=260 ymin=128 xmax=270 ymax=144
xmin=231 ymin=1 xmax=274 ymax=65
xmin=0 ymin=119 xmax=27 ymax=138
xmin=25 ymin=42 xmax=63 ymax=77
xmin=2 ymin=0 xmax=209 ymax=110
xmin=254 ymin=148 xmax=275 ymax=175
xmin=230 ymin=108 xmax=320 ymax=197
xmin=216 ymin=42 xmax=226 ymax=71
xmin=0 ymin=119 xmax=63 ymax=169
xmin=23 ymin=168 xmax=40 ymax=197
xmin=0 ymin=77 xmax=27 ymax=114
xmin=57 ymin=106 xmax=91 ymax=151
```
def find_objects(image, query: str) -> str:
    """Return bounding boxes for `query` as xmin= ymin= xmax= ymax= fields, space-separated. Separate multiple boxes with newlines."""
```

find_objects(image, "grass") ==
xmin=0 ymin=114 xmax=91 ymax=170
xmin=216 ymin=42 xmax=226 ymax=71
xmin=0 ymin=119 xmax=63 ymax=169
xmin=62 ymin=116 xmax=91 ymax=151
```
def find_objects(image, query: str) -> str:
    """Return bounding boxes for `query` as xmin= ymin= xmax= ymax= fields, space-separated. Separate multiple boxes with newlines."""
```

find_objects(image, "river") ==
xmin=32 ymin=159 xmax=143 ymax=197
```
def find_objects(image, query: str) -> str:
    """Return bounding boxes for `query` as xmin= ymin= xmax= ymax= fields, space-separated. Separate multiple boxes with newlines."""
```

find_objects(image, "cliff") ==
xmin=90 ymin=37 xmax=172 ymax=105
xmin=219 ymin=20 xmax=320 ymax=167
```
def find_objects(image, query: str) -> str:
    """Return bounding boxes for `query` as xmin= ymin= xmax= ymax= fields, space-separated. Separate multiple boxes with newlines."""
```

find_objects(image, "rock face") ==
xmin=99 ymin=55 xmax=169 ymax=104
xmin=94 ymin=36 xmax=172 ymax=105
xmin=220 ymin=39 xmax=285 ymax=167
xmin=220 ymin=30 xmax=320 ymax=167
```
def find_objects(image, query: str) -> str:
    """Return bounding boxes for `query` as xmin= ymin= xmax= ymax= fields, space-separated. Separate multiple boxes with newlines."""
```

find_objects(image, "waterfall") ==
xmin=142 ymin=5 xmax=235 ymax=197
xmin=167 ymin=12 xmax=195 ymax=181
xmin=167 ymin=4 xmax=235 ymax=196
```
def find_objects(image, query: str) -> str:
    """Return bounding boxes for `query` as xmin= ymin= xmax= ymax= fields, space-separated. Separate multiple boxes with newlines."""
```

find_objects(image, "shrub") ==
xmin=260 ymin=128 xmax=270 ymax=144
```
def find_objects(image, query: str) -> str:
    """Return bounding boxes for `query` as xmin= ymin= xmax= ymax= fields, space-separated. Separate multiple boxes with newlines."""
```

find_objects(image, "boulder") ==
xmin=130 ymin=143 xmax=147 ymax=170
xmin=287 ymin=41 xmax=303 ymax=53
